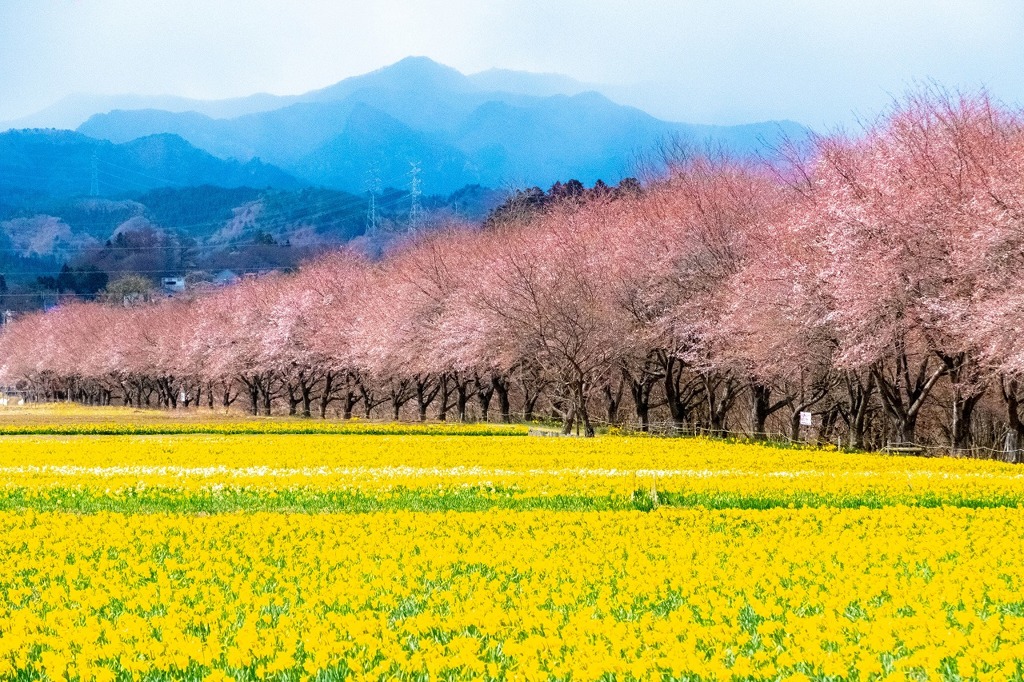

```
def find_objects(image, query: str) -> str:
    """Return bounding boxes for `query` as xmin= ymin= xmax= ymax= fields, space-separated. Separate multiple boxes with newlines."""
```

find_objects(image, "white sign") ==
xmin=799 ymin=411 xmax=813 ymax=427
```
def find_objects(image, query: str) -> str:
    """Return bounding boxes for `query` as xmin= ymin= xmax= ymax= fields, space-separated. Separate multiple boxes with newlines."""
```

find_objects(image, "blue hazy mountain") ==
xmin=0 ymin=92 xmax=294 ymax=132
xmin=70 ymin=57 xmax=808 ymax=194
xmin=0 ymin=129 xmax=301 ymax=199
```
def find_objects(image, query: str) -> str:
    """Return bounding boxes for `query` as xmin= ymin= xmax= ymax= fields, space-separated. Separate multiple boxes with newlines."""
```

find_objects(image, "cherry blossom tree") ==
xmin=6 ymin=85 xmax=1024 ymax=456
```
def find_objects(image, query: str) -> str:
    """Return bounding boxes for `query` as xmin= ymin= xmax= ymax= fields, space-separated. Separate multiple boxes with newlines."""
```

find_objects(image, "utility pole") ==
xmin=408 ymin=161 xmax=422 ymax=231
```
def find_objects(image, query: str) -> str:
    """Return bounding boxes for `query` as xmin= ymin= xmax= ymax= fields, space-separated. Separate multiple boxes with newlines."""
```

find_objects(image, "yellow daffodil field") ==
xmin=0 ymin=408 xmax=1023 ymax=681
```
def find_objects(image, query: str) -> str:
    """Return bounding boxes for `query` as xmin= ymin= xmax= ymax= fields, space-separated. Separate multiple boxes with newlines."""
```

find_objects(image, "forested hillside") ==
xmin=0 ymin=149 xmax=504 ymax=309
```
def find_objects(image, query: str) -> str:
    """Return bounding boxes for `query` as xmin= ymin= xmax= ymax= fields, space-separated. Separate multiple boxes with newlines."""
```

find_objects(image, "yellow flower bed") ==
xmin=0 ymin=415 xmax=1021 ymax=680
xmin=0 ymin=421 xmax=527 ymax=437
xmin=0 ymin=404 xmax=528 ymax=434
xmin=1 ymin=508 xmax=1023 ymax=681
xmin=0 ymin=434 xmax=1018 ymax=505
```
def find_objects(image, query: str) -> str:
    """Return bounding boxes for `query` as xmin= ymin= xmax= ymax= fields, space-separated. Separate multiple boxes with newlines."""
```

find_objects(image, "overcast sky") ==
xmin=2 ymin=0 xmax=1023 ymax=128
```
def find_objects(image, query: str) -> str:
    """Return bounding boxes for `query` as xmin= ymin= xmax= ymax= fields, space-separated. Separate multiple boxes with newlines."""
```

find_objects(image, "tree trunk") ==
xmin=437 ymin=375 xmax=451 ymax=422
xmin=1001 ymin=376 xmax=1024 ymax=464
xmin=300 ymin=380 xmax=313 ymax=418
xmin=415 ymin=376 xmax=439 ymax=422
xmin=819 ymin=403 xmax=840 ymax=445
xmin=358 ymin=384 xmax=375 ymax=419
xmin=625 ymin=367 xmax=658 ymax=433
xmin=663 ymin=355 xmax=702 ymax=432
xmin=602 ymin=378 xmax=622 ymax=426
xmin=941 ymin=353 xmax=985 ymax=453
xmin=900 ymin=415 xmax=918 ymax=444
xmin=260 ymin=379 xmax=273 ymax=416
xmin=243 ymin=379 xmax=259 ymax=416
xmin=343 ymin=391 xmax=358 ymax=420
xmin=518 ymin=367 xmax=544 ymax=423
xmin=523 ymin=392 xmax=539 ymax=423
xmin=222 ymin=381 xmax=237 ymax=409
xmin=750 ymin=382 xmax=789 ymax=440
xmin=385 ymin=380 xmax=413 ymax=421
xmin=846 ymin=371 xmax=875 ymax=450
xmin=561 ymin=403 xmax=576 ymax=435
xmin=492 ymin=375 xmax=511 ymax=423
xmin=287 ymin=384 xmax=300 ymax=416
xmin=319 ymin=372 xmax=335 ymax=419
xmin=457 ymin=391 xmax=470 ymax=422
xmin=577 ymin=382 xmax=595 ymax=438
xmin=951 ymin=391 xmax=982 ymax=453
xmin=873 ymin=353 xmax=946 ymax=446
xmin=452 ymin=381 xmax=470 ymax=422
xmin=705 ymin=374 xmax=740 ymax=437
xmin=789 ymin=411 xmax=802 ymax=443
xmin=475 ymin=375 xmax=494 ymax=422
xmin=787 ymin=381 xmax=831 ymax=443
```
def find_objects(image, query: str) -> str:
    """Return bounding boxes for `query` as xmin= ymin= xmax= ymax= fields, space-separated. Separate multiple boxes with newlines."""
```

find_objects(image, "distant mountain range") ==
xmin=0 ymin=58 xmax=811 ymax=310
xmin=0 ymin=129 xmax=301 ymax=200
xmin=4 ymin=57 xmax=809 ymax=195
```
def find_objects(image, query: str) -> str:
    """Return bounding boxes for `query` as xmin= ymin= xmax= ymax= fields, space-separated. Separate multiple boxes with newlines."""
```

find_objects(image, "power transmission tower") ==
xmin=408 ymin=162 xmax=423 ymax=231
xmin=365 ymin=166 xmax=382 ymax=236
xmin=89 ymin=152 xmax=100 ymax=197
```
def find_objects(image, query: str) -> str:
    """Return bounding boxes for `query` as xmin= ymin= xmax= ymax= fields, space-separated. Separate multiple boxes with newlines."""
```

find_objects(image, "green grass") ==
xmin=2 ymin=486 xmax=1021 ymax=514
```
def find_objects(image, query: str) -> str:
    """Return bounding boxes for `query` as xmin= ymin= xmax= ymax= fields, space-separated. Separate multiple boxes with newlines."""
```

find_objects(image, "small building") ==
xmin=161 ymin=276 xmax=186 ymax=294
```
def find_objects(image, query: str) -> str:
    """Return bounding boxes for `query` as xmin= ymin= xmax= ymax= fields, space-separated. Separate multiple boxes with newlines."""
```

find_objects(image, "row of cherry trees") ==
xmin=3 ymin=89 xmax=1024 ymax=455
